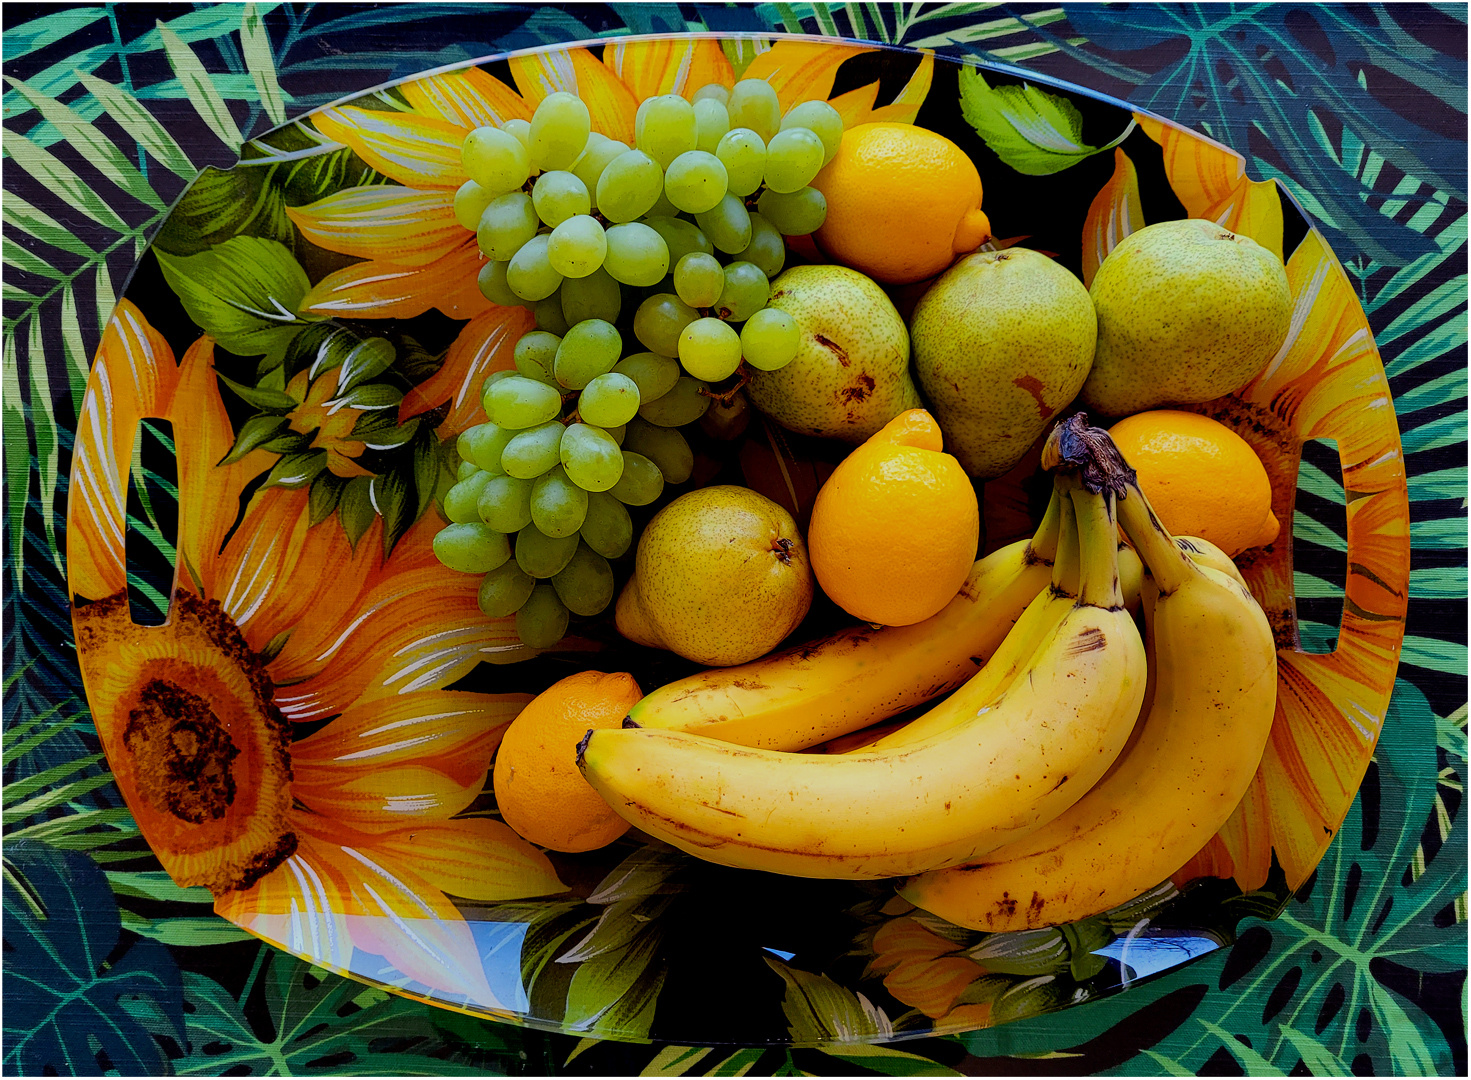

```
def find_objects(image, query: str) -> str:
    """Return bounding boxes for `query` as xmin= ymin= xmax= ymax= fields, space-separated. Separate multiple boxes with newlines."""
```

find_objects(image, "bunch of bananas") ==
xmin=576 ymin=415 xmax=1278 ymax=929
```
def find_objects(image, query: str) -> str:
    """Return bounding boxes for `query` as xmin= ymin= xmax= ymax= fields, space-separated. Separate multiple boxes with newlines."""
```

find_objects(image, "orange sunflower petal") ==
xmin=292 ymin=688 xmax=528 ymax=788
xmin=400 ymin=305 xmax=533 ymax=435
xmin=215 ymin=834 xmax=353 ymax=971
xmin=285 ymin=187 xmax=466 ymax=267
xmin=210 ymin=487 xmax=315 ymax=647
xmin=311 ymin=106 xmax=469 ymax=190
xmin=602 ymin=36 xmax=734 ymax=101
xmin=293 ymin=763 xmax=486 ymax=824
xmin=299 ymin=240 xmax=488 ymax=321
xmin=742 ymin=39 xmax=873 ymax=113
xmin=1138 ymin=113 xmax=1284 ymax=261
xmin=509 ymin=46 xmax=639 ymax=143
xmin=1081 ymin=147 xmax=1145 ymax=288
xmin=399 ymin=66 xmax=532 ymax=128
xmin=367 ymin=818 xmax=566 ymax=901
xmin=68 ymin=299 xmax=179 ymax=601
xmin=172 ymin=336 xmax=276 ymax=599
xmin=839 ymin=52 xmax=935 ymax=126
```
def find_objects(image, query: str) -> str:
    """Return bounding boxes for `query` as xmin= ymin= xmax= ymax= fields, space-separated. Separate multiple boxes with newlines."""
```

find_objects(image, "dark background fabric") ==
xmin=3 ymin=4 xmax=1465 ymax=1075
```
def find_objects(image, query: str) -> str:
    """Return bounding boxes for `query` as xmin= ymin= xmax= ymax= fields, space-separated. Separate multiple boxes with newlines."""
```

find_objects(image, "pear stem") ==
xmin=1072 ymin=485 xmax=1124 ymax=609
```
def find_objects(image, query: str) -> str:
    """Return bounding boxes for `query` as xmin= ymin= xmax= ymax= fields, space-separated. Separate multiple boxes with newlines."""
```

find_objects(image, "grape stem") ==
xmin=698 ymin=364 xmax=751 ymax=406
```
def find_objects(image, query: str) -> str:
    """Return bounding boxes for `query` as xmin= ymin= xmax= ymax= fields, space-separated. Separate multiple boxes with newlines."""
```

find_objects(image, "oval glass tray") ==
xmin=65 ymin=33 xmax=1410 ymax=1047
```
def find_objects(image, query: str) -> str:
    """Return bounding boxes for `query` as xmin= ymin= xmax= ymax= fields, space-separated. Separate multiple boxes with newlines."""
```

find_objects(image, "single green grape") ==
xmin=515 ymin=526 xmax=580 ymax=578
xmin=603 ymin=222 xmax=670 ymax=287
xmin=693 ymin=97 xmax=731 ymax=154
xmin=695 ymin=193 xmax=752 ymax=254
xmin=458 ymin=421 xmax=516 ymax=472
xmin=560 ymin=422 xmax=625 ymax=492
xmin=483 ymin=375 xmax=563 ymax=429
xmin=478 ymin=560 xmax=536 ymax=619
xmin=715 ymin=128 xmax=767 ymax=197
xmin=635 ymin=94 xmax=698 ymax=168
xmin=501 ymin=118 xmax=532 ymax=152
xmin=763 ymin=127 xmax=826 ymax=194
xmin=673 ymin=251 xmax=725 ymax=308
xmin=546 ymin=214 xmax=606 ymax=279
xmin=580 ymin=491 xmax=633 ymax=558
xmin=462 ymin=125 xmax=530 ymax=195
xmin=622 ymin=418 xmax=694 ymax=484
xmin=647 ymin=189 xmax=680 ymax=218
xmin=533 ymin=295 xmax=569 ymax=334
xmin=477 ymin=472 xmax=535 ymax=533
xmin=529 ymin=91 xmax=591 ymax=171
xmin=637 ymin=376 xmax=710 ymax=427
xmin=443 ymin=469 xmax=493 ymax=523
xmin=781 ymin=100 xmax=843 ymax=164
xmin=715 ymin=261 xmax=769 ymax=322
xmin=641 ymin=214 xmax=715 ymax=265
xmin=739 ymin=212 xmax=786 ymax=278
xmin=632 ymin=293 xmax=699 ymax=357
xmin=727 ymin=79 xmax=781 ymax=142
xmin=578 ymin=372 xmax=641 ymax=427
xmin=457 ymin=457 xmax=479 ymax=481
xmin=570 ymin=132 xmax=627 ymax=194
xmin=740 ymin=307 xmax=800 ymax=371
xmin=478 ymin=260 xmax=521 ymax=307
xmin=454 ymin=179 xmax=493 ymax=231
xmin=433 ymin=522 xmax=512 ymax=574
xmin=513 ymin=332 xmax=562 ymax=385
xmin=561 ymin=267 xmax=622 ymax=325
xmin=678 ymin=317 xmax=743 ymax=382
xmin=612 ymin=352 xmax=681 ymax=403
xmin=664 ymin=150 xmax=729 ymax=215
xmin=516 ymin=582 xmax=570 ymax=648
xmin=609 ymin=451 xmax=665 ymax=506
xmin=756 ymin=186 xmax=827 ymax=235
xmin=506 ymin=233 xmax=563 ymax=301
xmin=531 ymin=170 xmax=591 ymax=227
xmin=530 ymin=464 xmax=589 ymax=538
xmin=483 ymin=369 xmax=519 ymax=391
xmin=554 ymin=319 xmax=622 ymax=389
xmin=551 ymin=542 xmax=615 ymax=616
xmin=500 ymin=421 xmax=565 ymax=479
xmin=692 ymin=82 xmax=731 ymax=105
xmin=606 ymin=423 xmax=626 ymax=445
xmin=595 ymin=149 xmax=664 ymax=223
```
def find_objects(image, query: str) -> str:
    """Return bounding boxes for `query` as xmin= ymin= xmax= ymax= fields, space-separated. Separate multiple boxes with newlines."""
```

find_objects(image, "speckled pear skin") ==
xmin=1082 ymin=218 xmax=1293 ymax=417
xmin=910 ymin=248 xmax=1097 ymax=479
xmin=747 ymin=265 xmax=920 ymax=444
xmin=633 ymin=486 xmax=813 ymax=667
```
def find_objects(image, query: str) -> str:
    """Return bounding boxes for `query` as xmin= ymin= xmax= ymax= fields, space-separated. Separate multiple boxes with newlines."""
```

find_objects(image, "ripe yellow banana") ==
xmin=577 ymin=477 xmax=1146 ymax=880
xmin=623 ymin=489 xmax=1063 ymax=751
xmin=901 ymin=420 xmax=1277 ymax=930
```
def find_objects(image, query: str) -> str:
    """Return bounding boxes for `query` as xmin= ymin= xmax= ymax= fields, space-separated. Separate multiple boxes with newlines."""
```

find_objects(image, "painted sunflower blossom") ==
xmin=286 ymin=37 xmax=933 ymax=431
xmin=69 ymin=300 xmax=561 ymax=1010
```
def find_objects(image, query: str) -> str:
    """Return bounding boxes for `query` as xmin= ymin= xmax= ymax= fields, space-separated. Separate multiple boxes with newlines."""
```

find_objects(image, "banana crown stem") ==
xmin=1116 ymin=483 xmax=1199 ymax=594
xmin=1071 ymin=486 xmax=1124 ymax=609
xmin=1027 ymin=486 xmax=1063 ymax=566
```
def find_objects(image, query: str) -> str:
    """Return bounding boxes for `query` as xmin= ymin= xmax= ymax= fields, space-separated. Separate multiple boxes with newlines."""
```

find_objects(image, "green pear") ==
xmin=615 ymin=486 xmax=812 ymax=666
xmin=1082 ymin=218 xmax=1293 ymax=416
xmin=909 ymin=247 xmax=1096 ymax=478
xmin=747 ymin=265 xmax=920 ymax=443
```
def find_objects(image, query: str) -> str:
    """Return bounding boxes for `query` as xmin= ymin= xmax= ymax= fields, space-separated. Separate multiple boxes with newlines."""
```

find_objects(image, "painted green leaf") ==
xmin=765 ymin=955 xmax=894 ymax=1043
xmin=240 ymin=4 xmax=288 ymax=127
xmin=154 ymin=236 xmax=310 ymax=359
xmin=214 ymin=371 xmax=297 ymax=412
xmin=75 ymin=70 xmax=197 ymax=179
xmin=337 ymin=336 xmax=396 ymax=393
xmin=339 ymin=475 xmax=377 ymax=548
xmin=2 ymin=192 xmax=98 ymax=259
xmin=121 ymin=911 xmax=254 ymax=946
xmin=152 ymin=166 xmax=289 ymax=255
xmin=264 ymin=451 xmax=328 ymax=490
xmin=1410 ymin=565 xmax=1467 ymax=599
xmin=1400 ymin=635 xmax=1467 ymax=676
xmin=222 ymin=413 xmax=290 ymax=463
xmin=4 ymin=130 xmax=128 ymax=232
xmin=958 ymin=66 xmax=1132 ymax=176
xmin=156 ymin=21 xmax=245 ymax=150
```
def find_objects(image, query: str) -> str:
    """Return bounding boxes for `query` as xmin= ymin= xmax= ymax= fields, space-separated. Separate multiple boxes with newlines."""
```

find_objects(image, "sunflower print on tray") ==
xmin=66 ymin=300 xmax=569 ymax=1010
xmin=1082 ymin=114 xmax=1412 ymax=897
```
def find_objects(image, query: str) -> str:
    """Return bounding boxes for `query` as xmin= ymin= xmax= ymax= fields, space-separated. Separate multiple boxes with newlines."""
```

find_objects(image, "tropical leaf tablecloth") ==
xmin=3 ymin=3 xmax=1465 ymax=1076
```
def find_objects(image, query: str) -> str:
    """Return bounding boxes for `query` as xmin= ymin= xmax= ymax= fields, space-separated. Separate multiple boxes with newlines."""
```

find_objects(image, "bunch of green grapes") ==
xmin=437 ymin=80 xmax=842 ymax=647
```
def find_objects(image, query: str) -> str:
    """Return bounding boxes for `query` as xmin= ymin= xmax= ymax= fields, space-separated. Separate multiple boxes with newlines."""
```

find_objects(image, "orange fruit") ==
xmin=1108 ymin=410 xmax=1280 ymax=558
xmin=811 ymin=123 xmax=991 ymax=285
xmin=493 ymin=670 xmax=642 ymax=853
xmin=808 ymin=409 xmax=980 ymax=626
